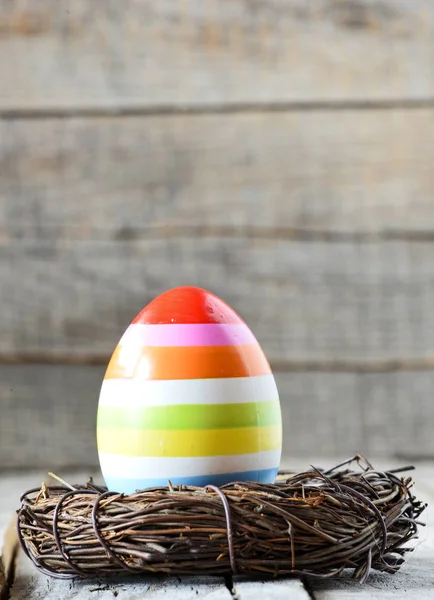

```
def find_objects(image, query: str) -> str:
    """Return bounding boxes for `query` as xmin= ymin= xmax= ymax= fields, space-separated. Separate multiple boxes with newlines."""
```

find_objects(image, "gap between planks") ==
xmin=9 ymin=554 xmax=313 ymax=600
xmin=6 ymin=225 xmax=434 ymax=244
xmin=2 ymin=98 xmax=434 ymax=120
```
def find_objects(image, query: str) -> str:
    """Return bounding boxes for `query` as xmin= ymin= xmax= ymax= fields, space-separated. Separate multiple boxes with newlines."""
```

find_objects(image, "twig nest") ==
xmin=17 ymin=458 xmax=426 ymax=583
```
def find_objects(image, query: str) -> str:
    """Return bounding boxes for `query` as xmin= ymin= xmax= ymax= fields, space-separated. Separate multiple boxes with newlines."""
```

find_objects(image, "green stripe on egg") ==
xmin=97 ymin=400 xmax=281 ymax=431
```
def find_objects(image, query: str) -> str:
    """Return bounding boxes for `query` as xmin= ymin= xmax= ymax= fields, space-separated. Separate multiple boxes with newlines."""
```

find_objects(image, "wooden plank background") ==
xmin=1 ymin=0 xmax=434 ymax=110
xmin=1 ymin=1 xmax=434 ymax=468
xmin=2 ymin=365 xmax=434 ymax=469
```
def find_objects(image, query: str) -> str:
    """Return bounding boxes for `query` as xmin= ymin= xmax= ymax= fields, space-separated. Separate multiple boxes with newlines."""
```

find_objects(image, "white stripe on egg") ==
xmin=98 ymin=449 xmax=282 ymax=479
xmin=98 ymin=374 xmax=279 ymax=407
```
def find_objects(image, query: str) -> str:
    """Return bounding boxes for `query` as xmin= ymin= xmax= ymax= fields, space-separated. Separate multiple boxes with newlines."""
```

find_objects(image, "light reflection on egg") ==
xmin=97 ymin=286 xmax=282 ymax=493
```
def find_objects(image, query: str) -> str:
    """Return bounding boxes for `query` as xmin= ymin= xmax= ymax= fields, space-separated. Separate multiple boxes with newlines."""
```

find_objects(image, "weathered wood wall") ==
xmin=1 ymin=0 xmax=434 ymax=109
xmin=1 ymin=0 xmax=434 ymax=468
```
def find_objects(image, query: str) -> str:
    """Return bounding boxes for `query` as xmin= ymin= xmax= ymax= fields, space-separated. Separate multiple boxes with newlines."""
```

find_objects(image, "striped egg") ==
xmin=97 ymin=286 xmax=282 ymax=493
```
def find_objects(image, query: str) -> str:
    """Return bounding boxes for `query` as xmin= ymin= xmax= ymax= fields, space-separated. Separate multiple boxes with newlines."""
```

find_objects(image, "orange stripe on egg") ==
xmin=104 ymin=344 xmax=272 ymax=380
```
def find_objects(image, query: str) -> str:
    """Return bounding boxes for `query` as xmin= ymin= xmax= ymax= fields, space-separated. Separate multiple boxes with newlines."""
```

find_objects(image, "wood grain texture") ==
xmin=9 ymin=552 xmax=310 ymax=599
xmin=1 ymin=0 xmax=434 ymax=110
xmin=2 ymin=365 xmax=434 ymax=469
xmin=313 ymin=565 xmax=434 ymax=599
xmin=3 ymin=235 xmax=434 ymax=363
xmin=233 ymin=579 xmax=310 ymax=599
xmin=0 ymin=365 xmax=103 ymax=470
xmin=10 ymin=559 xmax=231 ymax=600
xmin=3 ymin=111 xmax=434 ymax=363
xmin=2 ymin=109 xmax=434 ymax=236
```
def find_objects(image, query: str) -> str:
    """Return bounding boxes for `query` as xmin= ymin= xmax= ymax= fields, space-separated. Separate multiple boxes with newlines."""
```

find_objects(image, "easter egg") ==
xmin=97 ymin=286 xmax=282 ymax=493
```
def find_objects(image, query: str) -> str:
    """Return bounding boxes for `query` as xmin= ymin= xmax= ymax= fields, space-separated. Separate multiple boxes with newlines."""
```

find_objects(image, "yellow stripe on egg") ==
xmin=97 ymin=425 xmax=282 ymax=457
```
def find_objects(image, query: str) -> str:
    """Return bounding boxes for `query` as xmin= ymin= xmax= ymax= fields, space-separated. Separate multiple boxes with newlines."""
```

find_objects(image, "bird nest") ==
xmin=17 ymin=456 xmax=426 ymax=583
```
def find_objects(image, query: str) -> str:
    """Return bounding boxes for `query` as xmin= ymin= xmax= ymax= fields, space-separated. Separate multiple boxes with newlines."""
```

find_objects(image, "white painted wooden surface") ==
xmin=10 ymin=559 xmax=232 ymax=600
xmin=10 ymin=555 xmax=312 ymax=600
xmin=233 ymin=579 xmax=311 ymax=599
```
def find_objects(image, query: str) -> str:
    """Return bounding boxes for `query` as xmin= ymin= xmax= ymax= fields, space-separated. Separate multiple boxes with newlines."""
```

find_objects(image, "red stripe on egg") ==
xmin=132 ymin=286 xmax=243 ymax=325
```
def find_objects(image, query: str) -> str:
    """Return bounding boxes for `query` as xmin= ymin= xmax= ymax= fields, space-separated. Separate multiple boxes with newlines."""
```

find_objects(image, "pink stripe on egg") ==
xmin=119 ymin=323 xmax=258 ymax=347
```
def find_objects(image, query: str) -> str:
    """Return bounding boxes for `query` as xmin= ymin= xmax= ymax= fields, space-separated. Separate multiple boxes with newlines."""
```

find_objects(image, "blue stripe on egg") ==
xmin=104 ymin=467 xmax=279 ymax=494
